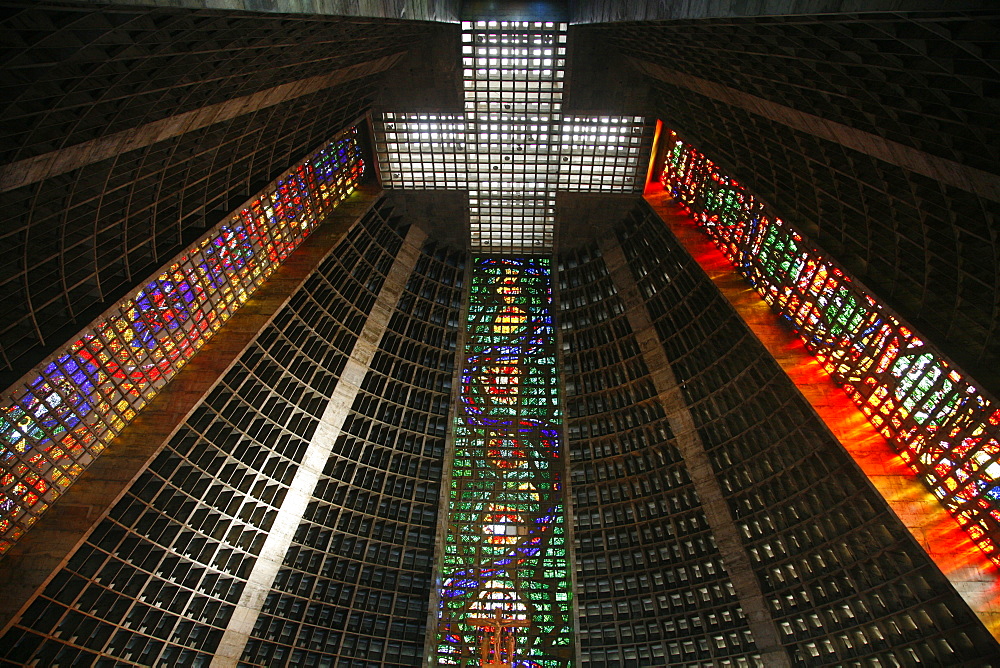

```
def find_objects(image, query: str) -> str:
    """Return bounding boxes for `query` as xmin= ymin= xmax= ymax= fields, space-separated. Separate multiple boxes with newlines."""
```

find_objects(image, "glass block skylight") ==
xmin=374 ymin=21 xmax=654 ymax=254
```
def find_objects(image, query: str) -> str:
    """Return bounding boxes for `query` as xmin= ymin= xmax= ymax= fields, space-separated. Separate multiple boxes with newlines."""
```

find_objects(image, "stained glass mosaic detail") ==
xmin=660 ymin=129 xmax=1000 ymax=566
xmin=0 ymin=128 xmax=364 ymax=556
xmin=436 ymin=257 xmax=572 ymax=667
xmin=374 ymin=21 xmax=654 ymax=254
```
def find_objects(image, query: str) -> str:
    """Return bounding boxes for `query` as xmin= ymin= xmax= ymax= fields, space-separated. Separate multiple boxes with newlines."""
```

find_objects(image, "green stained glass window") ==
xmin=435 ymin=257 xmax=572 ymax=667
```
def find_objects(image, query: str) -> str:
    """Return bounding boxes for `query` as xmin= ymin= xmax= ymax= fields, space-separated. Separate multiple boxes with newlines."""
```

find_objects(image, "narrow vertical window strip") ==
xmin=437 ymin=257 xmax=572 ymax=667
xmin=0 ymin=128 xmax=364 ymax=555
xmin=660 ymin=129 xmax=1000 ymax=566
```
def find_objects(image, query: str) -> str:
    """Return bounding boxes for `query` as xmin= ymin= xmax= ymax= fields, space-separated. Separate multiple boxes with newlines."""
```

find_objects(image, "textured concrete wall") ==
xmin=598 ymin=200 xmax=999 ymax=663
xmin=0 ymin=3 xmax=429 ymax=386
xmin=559 ymin=241 xmax=764 ymax=664
xmin=0 ymin=196 xmax=446 ymax=666
xmin=596 ymin=10 xmax=1000 ymax=398
xmin=564 ymin=27 xmax=653 ymax=116
xmin=0 ymin=189 xmax=380 ymax=637
xmin=600 ymin=236 xmax=791 ymax=666
xmin=569 ymin=1 xmax=991 ymax=23
xmin=211 ymin=224 xmax=427 ymax=666
xmin=71 ymin=0 xmax=461 ymax=21
xmin=1 ymin=56 xmax=404 ymax=193
xmin=647 ymin=189 xmax=1000 ymax=640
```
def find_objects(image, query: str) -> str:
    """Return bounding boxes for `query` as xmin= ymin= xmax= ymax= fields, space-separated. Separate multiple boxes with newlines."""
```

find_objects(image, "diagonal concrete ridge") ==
xmin=0 ymin=54 xmax=404 ymax=193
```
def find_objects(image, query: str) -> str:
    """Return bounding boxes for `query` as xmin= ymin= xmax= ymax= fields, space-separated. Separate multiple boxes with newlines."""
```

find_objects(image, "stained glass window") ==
xmin=0 ymin=127 xmax=364 ymax=555
xmin=660 ymin=129 xmax=1000 ymax=565
xmin=436 ymin=257 xmax=572 ymax=667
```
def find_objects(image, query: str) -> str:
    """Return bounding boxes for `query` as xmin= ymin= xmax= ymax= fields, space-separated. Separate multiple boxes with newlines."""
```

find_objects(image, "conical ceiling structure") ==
xmin=1 ymin=3 xmax=999 ymax=666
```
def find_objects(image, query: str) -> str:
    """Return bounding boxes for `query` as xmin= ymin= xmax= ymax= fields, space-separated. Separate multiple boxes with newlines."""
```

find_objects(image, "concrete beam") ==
xmin=0 ymin=189 xmax=381 ymax=637
xmin=210 ymin=223 xmax=427 ymax=667
xmin=629 ymin=58 xmax=1000 ymax=203
xmin=600 ymin=235 xmax=793 ymax=667
xmin=0 ymin=55 xmax=404 ymax=193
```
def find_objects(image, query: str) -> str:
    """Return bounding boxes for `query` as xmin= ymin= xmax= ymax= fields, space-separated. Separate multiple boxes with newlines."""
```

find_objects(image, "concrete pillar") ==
xmin=600 ymin=235 xmax=793 ymax=667
xmin=645 ymin=190 xmax=1000 ymax=641
xmin=211 ymin=224 xmax=427 ymax=666
xmin=0 ymin=189 xmax=381 ymax=637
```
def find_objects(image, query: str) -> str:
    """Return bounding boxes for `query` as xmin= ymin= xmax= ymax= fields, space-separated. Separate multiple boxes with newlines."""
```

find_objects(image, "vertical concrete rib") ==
xmin=212 ymin=225 xmax=427 ymax=666
xmin=599 ymin=237 xmax=791 ymax=667
xmin=551 ymin=259 xmax=583 ymax=667
xmin=423 ymin=254 xmax=470 ymax=667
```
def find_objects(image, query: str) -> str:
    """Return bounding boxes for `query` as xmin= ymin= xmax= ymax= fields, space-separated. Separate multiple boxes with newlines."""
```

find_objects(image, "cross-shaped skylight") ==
xmin=374 ymin=21 xmax=654 ymax=253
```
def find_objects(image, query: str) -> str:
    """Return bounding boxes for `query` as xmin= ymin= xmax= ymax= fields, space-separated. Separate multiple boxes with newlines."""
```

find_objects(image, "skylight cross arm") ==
xmin=374 ymin=113 xmax=469 ymax=190
xmin=374 ymin=21 xmax=653 ymax=254
xmin=555 ymin=115 xmax=655 ymax=194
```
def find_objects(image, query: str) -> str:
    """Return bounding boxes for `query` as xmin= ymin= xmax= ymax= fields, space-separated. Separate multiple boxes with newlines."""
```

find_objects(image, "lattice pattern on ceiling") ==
xmin=374 ymin=21 xmax=654 ymax=254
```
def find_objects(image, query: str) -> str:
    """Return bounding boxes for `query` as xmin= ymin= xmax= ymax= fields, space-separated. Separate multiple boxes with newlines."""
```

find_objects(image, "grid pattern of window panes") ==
xmin=661 ymin=129 xmax=1000 ymax=568
xmin=239 ymin=233 xmax=458 ymax=668
xmin=463 ymin=21 xmax=564 ymax=115
xmin=373 ymin=22 xmax=654 ymax=254
xmin=463 ymin=21 xmax=565 ymax=252
xmin=617 ymin=205 xmax=999 ymax=665
xmin=375 ymin=114 xmax=468 ymax=190
xmin=436 ymin=257 xmax=572 ymax=667
xmin=558 ymin=243 xmax=762 ymax=665
xmin=0 ymin=201 xmax=406 ymax=666
xmin=0 ymin=128 xmax=364 ymax=556
xmin=559 ymin=116 xmax=652 ymax=192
